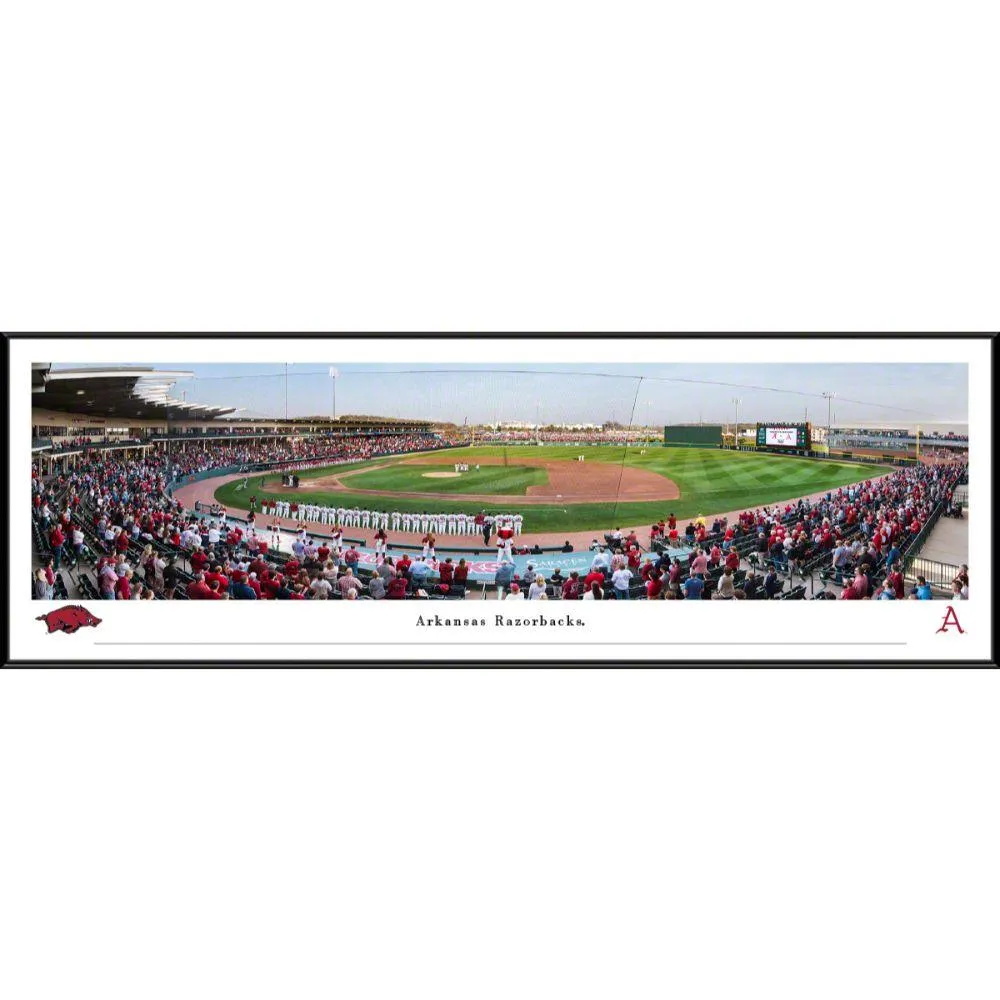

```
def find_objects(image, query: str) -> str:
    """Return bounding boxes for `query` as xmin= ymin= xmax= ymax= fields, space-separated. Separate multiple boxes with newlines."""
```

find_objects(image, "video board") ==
xmin=756 ymin=423 xmax=810 ymax=449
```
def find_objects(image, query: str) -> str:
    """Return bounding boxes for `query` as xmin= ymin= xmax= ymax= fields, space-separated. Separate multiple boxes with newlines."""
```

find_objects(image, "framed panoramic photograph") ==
xmin=3 ymin=334 xmax=993 ymax=665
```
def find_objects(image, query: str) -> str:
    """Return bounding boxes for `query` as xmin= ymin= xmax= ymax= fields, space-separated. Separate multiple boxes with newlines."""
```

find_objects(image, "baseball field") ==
xmin=212 ymin=445 xmax=888 ymax=533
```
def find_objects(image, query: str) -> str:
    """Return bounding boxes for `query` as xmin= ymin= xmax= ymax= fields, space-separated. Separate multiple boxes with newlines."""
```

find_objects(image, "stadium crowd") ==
xmin=469 ymin=428 xmax=655 ymax=444
xmin=31 ymin=427 xmax=967 ymax=603
xmin=167 ymin=432 xmax=444 ymax=479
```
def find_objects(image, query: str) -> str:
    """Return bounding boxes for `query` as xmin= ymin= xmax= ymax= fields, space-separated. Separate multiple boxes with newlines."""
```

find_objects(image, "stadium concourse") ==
xmin=31 ymin=431 xmax=969 ymax=603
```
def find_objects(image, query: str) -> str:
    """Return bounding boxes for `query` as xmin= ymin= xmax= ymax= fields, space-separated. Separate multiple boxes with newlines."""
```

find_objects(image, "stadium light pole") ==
xmin=822 ymin=391 xmax=836 ymax=452
xmin=329 ymin=366 xmax=339 ymax=422
xmin=732 ymin=398 xmax=741 ymax=450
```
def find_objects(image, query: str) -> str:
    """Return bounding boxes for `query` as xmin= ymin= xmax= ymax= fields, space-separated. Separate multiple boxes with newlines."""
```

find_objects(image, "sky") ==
xmin=51 ymin=362 xmax=969 ymax=430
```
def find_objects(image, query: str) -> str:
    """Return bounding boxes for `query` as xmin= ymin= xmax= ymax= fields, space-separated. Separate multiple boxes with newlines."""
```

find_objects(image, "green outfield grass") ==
xmin=213 ymin=446 xmax=889 ymax=532
xmin=341 ymin=463 xmax=549 ymax=495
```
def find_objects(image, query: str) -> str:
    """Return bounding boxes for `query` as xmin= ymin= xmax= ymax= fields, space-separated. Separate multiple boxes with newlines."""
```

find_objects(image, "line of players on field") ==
xmin=255 ymin=498 xmax=524 ymax=536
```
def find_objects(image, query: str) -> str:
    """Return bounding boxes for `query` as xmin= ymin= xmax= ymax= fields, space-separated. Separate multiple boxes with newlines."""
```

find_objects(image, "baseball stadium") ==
xmin=30 ymin=362 xmax=969 ymax=604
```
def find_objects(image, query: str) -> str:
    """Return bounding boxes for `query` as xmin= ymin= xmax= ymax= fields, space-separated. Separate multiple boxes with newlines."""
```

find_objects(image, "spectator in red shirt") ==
xmin=453 ymin=559 xmax=468 ymax=584
xmin=387 ymin=572 xmax=408 ymax=599
xmin=338 ymin=568 xmax=359 ymax=598
xmin=561 ymin=572 xmax=582 ymax=600
xmin=646 ymin=572 xmax=664 ymax=599
xmin=187 ymin=573 xmax=219 ymax=600
xmin=190 ymin=548 xmax=209 ymax=574
xmin=205 ymin=566 xmax=230 ymax=593
xmin=439 ymin=559 xmax=454 ymax=584
xmin=724 ymin=549 xmax=740 ymax=572
xmin=584 ymin=568 xmax=606 ymax=590
xmin=49 ymin=525 xmax=65 ymax=568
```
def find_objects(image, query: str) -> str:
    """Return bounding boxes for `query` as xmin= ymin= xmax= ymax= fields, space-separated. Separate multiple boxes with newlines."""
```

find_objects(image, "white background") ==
xmin=8 ymin=337 xmax=991 ymax=662
xmin=1 ymin=3 xmax=997 ymax=332
xmin=1 ymin=669 xmax=998 ymax=1000
xmin=3 ymin=4 xmax=997 ymax=998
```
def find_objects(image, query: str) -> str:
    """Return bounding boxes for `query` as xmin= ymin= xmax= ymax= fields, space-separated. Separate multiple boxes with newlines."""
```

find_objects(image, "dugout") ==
xmin=663 ymin=424 xmax=723 ymax=447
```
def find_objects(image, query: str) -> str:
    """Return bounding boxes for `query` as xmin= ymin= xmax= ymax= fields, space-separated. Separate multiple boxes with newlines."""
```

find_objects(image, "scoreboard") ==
xmin=756 ymin=423 xmax=811 ymax=449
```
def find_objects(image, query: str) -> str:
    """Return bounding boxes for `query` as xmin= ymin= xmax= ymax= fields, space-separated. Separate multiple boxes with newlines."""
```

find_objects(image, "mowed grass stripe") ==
xmin=212 ymin=447 xmax=888 ymax=532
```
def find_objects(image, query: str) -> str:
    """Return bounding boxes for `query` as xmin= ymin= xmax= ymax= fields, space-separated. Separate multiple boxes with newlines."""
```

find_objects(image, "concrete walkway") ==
xmin=917 ymin=511 xmax=969 ymax=568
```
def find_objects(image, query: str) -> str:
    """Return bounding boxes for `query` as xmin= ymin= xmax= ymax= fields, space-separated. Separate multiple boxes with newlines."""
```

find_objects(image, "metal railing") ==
xmin=901 ymin=502 xmax=948 ymax=584
xmin=905 ymin=556 xmax=962 ymax=589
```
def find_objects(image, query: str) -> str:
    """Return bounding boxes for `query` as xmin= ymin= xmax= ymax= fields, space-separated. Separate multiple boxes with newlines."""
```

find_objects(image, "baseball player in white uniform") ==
xmin=514 ymin=513 xmax=523 ymax=535
xmin=420 ymin=512 xmax=430 ymax=533
xmin=402 ymin=512 xmax=412 ymax=531
xmin=392 ymin=510 xmax=402 ymax=530
xmin=447 ymin=512 xmax=457 ymax=534
xmin=362 ymin=509 xmax=371 ymax=529
xmin=337 ymin=506 xmax=346 ymax=526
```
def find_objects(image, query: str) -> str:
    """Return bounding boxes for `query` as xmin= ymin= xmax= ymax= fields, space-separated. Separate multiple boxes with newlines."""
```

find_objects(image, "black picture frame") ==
xmin=4 ymin=331 xmax=995 ymax=669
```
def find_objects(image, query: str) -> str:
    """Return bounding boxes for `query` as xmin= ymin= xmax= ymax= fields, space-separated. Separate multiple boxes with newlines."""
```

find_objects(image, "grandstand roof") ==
xmin=32 ymin=364 xmax=238 ymax=419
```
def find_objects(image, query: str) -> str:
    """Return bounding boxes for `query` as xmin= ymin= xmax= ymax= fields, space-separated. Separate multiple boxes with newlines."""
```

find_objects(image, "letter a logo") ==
xmin=936 ymin=606 xmax=965 ymax=634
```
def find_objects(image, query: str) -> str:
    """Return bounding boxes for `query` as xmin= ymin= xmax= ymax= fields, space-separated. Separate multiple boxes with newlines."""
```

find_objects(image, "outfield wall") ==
xmin=663 ymin=424 xmax=723 ymax=447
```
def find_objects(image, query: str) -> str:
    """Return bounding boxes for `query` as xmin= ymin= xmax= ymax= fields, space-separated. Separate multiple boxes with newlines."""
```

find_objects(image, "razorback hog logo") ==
xmin=35 ymin=605 xmax=103 ymax=635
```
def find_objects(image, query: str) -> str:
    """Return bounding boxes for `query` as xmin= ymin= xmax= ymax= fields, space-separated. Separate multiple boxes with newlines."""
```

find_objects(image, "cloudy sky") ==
xmin=51 ymin=362 xmax=968 ymax=429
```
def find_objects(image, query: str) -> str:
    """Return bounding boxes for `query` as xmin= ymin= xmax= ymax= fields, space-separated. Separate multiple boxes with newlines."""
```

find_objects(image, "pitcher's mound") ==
xmin=422 ymin=471 xmax=461 ymax=479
